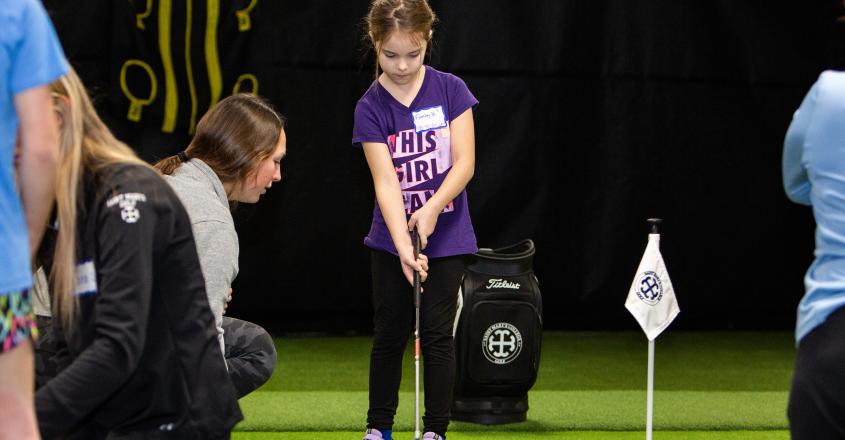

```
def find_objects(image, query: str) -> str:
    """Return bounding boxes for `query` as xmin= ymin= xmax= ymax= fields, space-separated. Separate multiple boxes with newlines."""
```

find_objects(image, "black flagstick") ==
xmin=647 ymin=218 xmax=662 ymax=234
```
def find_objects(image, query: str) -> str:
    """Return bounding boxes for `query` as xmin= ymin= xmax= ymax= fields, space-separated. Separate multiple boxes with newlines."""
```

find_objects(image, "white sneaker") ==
xmin=363 ymin=428 xmax=383 ymax=440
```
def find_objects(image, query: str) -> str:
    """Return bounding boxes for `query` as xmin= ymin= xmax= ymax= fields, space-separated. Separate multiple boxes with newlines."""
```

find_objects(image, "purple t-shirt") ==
xmin=353 ymin=65 xmax=478 ymax=258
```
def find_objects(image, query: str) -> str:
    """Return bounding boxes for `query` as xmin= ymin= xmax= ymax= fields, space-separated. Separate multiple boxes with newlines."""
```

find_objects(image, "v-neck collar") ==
xmin=377 ymin=65 xmax=430 ymax=110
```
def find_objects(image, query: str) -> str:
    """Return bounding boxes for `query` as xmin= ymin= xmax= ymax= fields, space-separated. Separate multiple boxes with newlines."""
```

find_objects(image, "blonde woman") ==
xmin=33 ymin=69 xmax=241 ymax=439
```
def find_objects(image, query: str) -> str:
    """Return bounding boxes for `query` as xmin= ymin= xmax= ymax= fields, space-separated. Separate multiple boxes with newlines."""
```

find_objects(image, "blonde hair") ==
xmin=365 ymin=0 xmax=437 ymax=78
xmin=49 ymin=68 xmax=150 ymax=329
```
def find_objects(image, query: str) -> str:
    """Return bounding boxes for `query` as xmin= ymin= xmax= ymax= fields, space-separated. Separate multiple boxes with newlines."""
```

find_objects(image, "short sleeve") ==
xmin=10 ymin=0 xmax=68 ymax=94
xmin=446 ymin=73 xmax=478 ymax=122
xmin=352 ymin=96 xmax=388 ymax=148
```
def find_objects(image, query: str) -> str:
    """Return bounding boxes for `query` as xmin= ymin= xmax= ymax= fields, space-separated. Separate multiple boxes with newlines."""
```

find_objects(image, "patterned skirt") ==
xmin=1 ymin=289 xmax=38 ymax=352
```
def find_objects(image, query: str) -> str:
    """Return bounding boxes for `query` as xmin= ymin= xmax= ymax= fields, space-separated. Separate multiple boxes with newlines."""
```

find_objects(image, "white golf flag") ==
xmin=625 ymin=233 xmax=680 ymax=341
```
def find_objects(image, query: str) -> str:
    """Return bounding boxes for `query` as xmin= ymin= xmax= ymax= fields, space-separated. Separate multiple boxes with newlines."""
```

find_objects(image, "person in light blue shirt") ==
xmin=0 ymin=0 xmax=67 ymax=437
xmin=783 ymin=70 xmax=845 ymax=439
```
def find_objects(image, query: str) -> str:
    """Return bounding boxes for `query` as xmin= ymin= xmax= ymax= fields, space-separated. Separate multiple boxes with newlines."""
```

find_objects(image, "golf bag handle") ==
xmin=471 ymin=239 xmax=535 ymax=276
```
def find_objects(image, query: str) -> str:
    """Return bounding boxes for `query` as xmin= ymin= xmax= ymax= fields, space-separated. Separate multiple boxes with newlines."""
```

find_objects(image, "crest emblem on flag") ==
xmin=635 ymin=271 xmax=663 ymax=305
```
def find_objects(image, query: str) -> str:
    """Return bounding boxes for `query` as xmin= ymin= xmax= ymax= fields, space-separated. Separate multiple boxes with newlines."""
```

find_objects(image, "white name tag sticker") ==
xmin=75 ymin=260 xmax=98 ymax=296
xmin=412 ymin=105 xmax=447 ymax=133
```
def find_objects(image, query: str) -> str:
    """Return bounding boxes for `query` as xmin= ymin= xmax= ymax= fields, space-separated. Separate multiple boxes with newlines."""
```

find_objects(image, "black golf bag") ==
xmin=451 ymin=239 xmax=543 ymax=424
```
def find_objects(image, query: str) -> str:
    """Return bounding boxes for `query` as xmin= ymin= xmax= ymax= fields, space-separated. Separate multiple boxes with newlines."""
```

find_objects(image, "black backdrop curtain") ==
xmin=43 ymin=0 xmax=845 ymax=334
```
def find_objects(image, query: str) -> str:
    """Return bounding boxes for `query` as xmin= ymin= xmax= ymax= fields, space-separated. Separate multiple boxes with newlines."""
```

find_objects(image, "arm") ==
xmin=36 ymin=174 xmax=157 ymax=438
xmin=363 ymin=142 xmax=428 ymax=284
xmin=783 ymin=80 xmax=820 ymax=206
xmin=15 ymin=85 xmax=60 ymax=256
xmin=0 ymin=339 xmax=39 ymax=438
xmin=408 ymin=108 xmax=476 ymax=248
xmin=11 ymin=0 xmax=67 ymax=256
xmin=33 ymin=301 xmax=74 ymax=388
xmin=191 ymin=219 xmax=238 ymax=355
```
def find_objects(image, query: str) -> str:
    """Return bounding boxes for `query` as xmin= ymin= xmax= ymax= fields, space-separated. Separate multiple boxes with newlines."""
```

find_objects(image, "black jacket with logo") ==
xmin=35 ymin=164 xmax=242 ymax=439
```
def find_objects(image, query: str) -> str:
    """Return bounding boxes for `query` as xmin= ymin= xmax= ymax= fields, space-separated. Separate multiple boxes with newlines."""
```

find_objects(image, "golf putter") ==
xmin=412 ymin=228 xmax=422 ymax=440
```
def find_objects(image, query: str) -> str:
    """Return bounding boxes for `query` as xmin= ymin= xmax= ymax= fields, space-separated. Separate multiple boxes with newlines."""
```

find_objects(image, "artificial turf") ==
xmin=235 ymin=332 xmax=795 ymax=435
xmin=237 ymin=390 xmax=788 ymax=431
xmin=232 ymin=431 xmax=790 ymax=439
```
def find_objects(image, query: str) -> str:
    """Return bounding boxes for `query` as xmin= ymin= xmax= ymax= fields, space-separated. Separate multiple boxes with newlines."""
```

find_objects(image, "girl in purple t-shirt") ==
xmin=352 ymin=1 xmax=478 ymax=439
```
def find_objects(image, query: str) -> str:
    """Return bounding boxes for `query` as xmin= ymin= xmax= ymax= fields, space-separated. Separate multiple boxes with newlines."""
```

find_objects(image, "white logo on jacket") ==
xmin=106 ymin=192 xmax=147 ymax=224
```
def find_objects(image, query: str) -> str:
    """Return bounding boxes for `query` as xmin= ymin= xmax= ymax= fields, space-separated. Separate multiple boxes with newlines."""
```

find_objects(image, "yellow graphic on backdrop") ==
xmin=135 ymin=0 xmax=153 ymax=29
xmin=120 ymin=60 xmax=158 ymax=122
xmin=123 ymin=0 xmax=256 ymax=133
xmin=233 ymin=74 xmax=259 ymax=95
xmin=184 ymin=0 xmax=199 ymax=134
xmin=236 ymin=0 xmax=257 ymax=32
xmin=205 ymin=0 xmax=222 ymax=109
xmin=158 ymin=0 xmax=177 ymax=133
xmin=135 ymin=0 xmax=153 ymax=30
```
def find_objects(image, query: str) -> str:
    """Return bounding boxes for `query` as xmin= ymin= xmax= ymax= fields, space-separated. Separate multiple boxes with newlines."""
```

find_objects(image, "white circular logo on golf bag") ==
xmin=635 ymin=271 xmax=663 ymax=305
xmin=482 ymin=322 xmax=523 ymax=365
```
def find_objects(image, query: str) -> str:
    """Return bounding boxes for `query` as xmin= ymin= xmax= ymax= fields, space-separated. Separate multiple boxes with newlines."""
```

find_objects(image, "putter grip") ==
xmin=412 ymin=229 xmax=421 ymax=296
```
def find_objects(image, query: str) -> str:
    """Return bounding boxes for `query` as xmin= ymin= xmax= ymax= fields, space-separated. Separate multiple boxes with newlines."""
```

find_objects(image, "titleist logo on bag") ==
xmin=486 ymin=278 xmax=521 ymax=290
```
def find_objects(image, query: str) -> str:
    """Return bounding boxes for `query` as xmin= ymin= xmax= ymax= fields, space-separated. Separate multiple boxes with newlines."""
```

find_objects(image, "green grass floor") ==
xmin=235 ymin=331 xmax=796 ymax=437
xmin=233 ymin=431 xmax=789 ymax=439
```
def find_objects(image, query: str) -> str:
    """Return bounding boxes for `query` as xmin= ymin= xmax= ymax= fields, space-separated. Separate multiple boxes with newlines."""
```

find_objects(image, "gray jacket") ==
xmin=163 ymin=159 xmax=237 ymax=357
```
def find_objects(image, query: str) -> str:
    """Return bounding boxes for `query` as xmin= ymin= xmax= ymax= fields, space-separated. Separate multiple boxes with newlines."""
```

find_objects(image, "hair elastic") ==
xmin=177 ymin=151 xmax=190 ymax=162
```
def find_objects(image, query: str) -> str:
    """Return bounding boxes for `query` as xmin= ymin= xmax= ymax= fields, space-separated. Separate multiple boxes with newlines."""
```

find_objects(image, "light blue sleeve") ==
xmin=10 ymin=0 xmax=68 ymax=95
xmin=782 ymin=78 xmax=818 ymax=206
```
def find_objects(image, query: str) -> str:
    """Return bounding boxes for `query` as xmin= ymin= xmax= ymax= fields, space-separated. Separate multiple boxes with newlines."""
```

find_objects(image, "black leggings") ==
xmin=35 ymin=315 xmax=276 ymax=398
xmin=788 ymin=306 xmax=845 ymax=439
xmin=367 ymin=250 xmax=467 ymax=437
xmin=222 ymin=316 xmax=277 ymax=398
